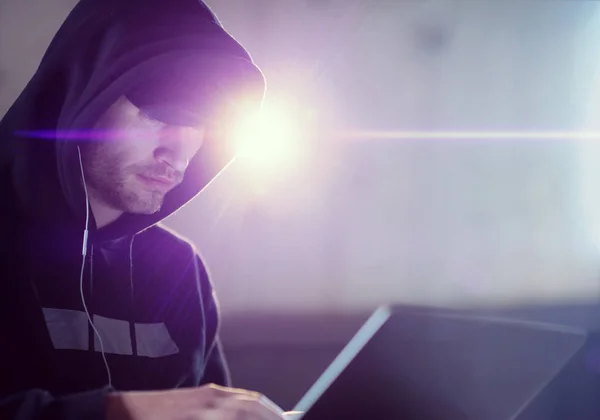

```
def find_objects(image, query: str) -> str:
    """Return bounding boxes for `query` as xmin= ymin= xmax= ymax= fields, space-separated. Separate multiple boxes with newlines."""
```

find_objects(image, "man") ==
xmin=0 ymin=0 xmax=287 ymax=418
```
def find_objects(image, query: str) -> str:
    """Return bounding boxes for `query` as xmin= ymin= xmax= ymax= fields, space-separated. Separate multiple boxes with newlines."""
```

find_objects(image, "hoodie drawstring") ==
xmin=85 ymin=244 xmax=112 ymax=387
xmin=192 ymin=256 xmax=207 ymax=374
xmin=129 ymin=236 xmax=138 ymax=357
xmin=89 ymin=245 xmax=94 ymax=352
xmin=89 ymin=245 xmax=94 ymax=295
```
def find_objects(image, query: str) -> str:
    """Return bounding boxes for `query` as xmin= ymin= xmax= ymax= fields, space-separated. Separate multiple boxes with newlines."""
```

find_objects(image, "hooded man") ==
xmin=0 ymin=0 xmax=286 ymax=419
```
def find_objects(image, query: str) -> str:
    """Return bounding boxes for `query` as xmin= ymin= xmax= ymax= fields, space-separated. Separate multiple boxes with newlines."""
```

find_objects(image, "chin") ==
xmin=132 ymin=202 xmax=163 ymax=214
xmin=130 ymin=207 xmax=161 ymax=215
xmin=124 ymin=198 xmax=164 ymax=215
xmin=120 ymin=189 xmax=165 ymax=215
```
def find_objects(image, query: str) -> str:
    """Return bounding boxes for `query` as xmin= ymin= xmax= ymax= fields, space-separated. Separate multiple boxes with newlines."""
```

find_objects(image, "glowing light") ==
xmin=230 ymin=100 xmax=310 ymax=175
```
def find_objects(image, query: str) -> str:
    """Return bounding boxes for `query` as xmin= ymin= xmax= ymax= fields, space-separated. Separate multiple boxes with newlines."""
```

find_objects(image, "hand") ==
xmin=106 ymin=383 xmax=286 ymax=420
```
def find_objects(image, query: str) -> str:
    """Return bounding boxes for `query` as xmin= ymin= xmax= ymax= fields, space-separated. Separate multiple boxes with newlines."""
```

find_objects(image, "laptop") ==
xmin=289 ymin=305 xmax=599 ymax=420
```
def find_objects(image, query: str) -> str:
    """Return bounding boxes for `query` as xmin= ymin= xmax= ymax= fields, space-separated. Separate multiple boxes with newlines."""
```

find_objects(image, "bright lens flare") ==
xmin=231 ymin=103 xmax=305 ymax=174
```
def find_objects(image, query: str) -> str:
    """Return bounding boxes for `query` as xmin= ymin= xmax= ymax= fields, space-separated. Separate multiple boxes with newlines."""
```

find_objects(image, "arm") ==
xmin=0 ymin=388 xmax=111 ymax=420
xmin=200 ymin=337 xmax=231 ymax=387
xmin=176 ymin=252 xmax=231 ymax=388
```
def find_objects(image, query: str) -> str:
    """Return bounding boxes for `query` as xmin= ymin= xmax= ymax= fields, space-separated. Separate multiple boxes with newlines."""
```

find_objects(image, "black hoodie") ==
xmin=0 ymin=0 xmax=265 ymax=419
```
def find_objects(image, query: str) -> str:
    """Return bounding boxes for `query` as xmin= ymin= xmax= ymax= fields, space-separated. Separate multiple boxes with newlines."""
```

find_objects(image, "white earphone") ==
xmin=76 ymin=145 xmax=112 ymax=387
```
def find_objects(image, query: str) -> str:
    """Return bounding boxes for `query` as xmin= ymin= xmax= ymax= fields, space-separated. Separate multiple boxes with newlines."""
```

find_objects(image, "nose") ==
xmin=154 ymin=126 xmax=205 ymax=173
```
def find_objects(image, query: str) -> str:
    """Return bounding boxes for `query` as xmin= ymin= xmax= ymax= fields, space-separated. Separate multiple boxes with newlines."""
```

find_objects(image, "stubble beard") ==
xmin=83 ymin=147 xmax=166 ymax=215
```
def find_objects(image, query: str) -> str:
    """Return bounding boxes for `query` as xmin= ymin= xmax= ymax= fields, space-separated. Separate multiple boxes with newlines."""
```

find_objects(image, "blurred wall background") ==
xmin=3 ymin=0 xmax=600 ymax=408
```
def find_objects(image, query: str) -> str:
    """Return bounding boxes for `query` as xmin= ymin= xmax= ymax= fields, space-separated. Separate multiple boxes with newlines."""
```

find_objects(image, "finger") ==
xmin=226 ymin=396 xmax=286 ymax=420
xmin=282 ymin=412 xmax=304 ymax=420
xmin=207 ymin=384 xmax=263 ymax=398
xmin=235 ymin=394 xmax=283 ymax=414
xmin=195 ymin=405 xmax=280 ymax=420
xmin=204 ymin=385 xmax=285 ymax=419
xmin=209 ymin=385 xmax=283 ymax=415
xmin=257 ymin=394 xmax=285 ymax=415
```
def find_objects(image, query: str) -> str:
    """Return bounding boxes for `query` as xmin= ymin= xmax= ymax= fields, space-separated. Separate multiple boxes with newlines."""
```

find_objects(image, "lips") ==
xmin=137 ymin=174 xmax=176 ymax=191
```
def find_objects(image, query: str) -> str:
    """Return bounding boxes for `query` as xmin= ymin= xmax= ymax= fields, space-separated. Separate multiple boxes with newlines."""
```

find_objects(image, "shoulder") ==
xmin=136 ymin=223 xmax=196 ymax=260
xmin=133 ymin=223 xmax=212 ymax=284
xmin=137 ymin=223 xmax=193 ymax=251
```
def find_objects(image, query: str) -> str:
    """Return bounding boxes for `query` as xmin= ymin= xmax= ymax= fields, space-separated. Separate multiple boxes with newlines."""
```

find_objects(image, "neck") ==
xmin=87 ymin=194 xmax=123 ymax=229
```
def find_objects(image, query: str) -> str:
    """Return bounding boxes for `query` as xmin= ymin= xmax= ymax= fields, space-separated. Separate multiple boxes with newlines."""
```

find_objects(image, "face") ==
xmin=82 ymin=96 xmax=206 ymax=215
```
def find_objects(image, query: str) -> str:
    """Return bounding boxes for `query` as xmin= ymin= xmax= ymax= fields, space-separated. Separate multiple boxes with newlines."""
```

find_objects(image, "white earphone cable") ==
xmin=76 ymin=146 xmax=112 ymax=388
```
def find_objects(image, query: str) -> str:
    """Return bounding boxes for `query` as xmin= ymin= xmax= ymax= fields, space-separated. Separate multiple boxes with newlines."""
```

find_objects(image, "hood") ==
xmin=0 ymin=0 xmax=265 ymax=243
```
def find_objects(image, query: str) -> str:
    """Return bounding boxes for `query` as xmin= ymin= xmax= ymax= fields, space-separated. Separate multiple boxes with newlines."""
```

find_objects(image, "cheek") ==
xmin=87 ymin=141 xmax=133 ymax=176
xmin=111 ymin=138 xmax=158 ymax=170
xmin=125 ymin=138 xmax=158 ymax=162
xmin=183 ymin=127 xmax=206 ymax=156
xmin=191 ymin=140 xmax=204 ymax=159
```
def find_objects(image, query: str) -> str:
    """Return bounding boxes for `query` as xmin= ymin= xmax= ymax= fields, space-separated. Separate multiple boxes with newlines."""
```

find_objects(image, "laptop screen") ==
xmin=293 ymin=305 xmax=587 ymax=420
